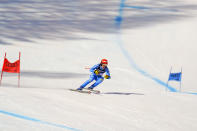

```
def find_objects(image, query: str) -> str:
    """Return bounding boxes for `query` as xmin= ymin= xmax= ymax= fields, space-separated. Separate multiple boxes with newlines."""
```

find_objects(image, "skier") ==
xmin=77 ymin=59 xmax=111 ymax=91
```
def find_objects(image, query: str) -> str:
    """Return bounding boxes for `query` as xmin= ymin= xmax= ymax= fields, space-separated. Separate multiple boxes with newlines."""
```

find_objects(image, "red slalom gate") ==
xmin=0 ymin=52 xmax=21 ymax=88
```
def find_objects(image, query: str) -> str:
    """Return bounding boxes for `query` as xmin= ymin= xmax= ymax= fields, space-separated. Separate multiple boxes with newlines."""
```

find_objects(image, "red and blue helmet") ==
xmin=101 ymin=59 xmax=108 ymax=65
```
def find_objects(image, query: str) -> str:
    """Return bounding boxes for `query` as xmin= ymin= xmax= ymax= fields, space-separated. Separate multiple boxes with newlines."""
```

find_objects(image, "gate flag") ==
xmin=0 ymin=52 xmax=21 ymax=88
xmin=167 ymin=67 xmax=182 ymax=92
xmin=168 ymin=72 xmax=182 ymax=81
xmin=2 ymin=58 xmax=20 ymax=73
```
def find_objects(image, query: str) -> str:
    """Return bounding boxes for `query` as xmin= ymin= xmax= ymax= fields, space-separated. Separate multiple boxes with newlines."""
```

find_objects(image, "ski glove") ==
xmin=104 ymin=75 xmax=110 ymax=79
xmin=94 ymin=69 xmax=100 ymax=75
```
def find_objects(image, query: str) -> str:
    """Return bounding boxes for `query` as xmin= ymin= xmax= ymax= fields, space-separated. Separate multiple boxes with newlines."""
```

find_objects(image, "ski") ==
xmin=69 ymin=88 xmax=100 ymax=94
xmin=69 ymin=89 xmax=91 ymax=94
xmin=83 ymin=88 xmax=101 ymax=94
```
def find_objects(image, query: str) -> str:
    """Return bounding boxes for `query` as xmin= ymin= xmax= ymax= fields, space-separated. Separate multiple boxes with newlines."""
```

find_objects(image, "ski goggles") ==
xmin=102 ymin=64 xmax=108 ymax=66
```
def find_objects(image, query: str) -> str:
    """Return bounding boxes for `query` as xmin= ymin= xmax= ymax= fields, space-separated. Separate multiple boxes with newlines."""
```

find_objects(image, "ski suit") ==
xmin=79 ymin=64 xmax=111 ymax=90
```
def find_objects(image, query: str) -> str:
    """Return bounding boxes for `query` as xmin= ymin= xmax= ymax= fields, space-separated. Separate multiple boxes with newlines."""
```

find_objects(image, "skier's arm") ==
xmin=105 ymin=67 xmax=111 ymax=79
xmin=89 ymin=64 xmax=99 ymax=73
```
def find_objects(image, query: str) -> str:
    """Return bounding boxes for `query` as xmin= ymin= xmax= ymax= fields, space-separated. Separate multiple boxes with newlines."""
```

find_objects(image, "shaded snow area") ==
xmin=0 ymin=0 xmax=197 ymax=131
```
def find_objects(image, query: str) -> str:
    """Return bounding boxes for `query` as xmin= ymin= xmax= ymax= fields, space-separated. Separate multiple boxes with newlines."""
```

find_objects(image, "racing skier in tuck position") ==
xmin=77 ymin=59 xmax=111 ymax=91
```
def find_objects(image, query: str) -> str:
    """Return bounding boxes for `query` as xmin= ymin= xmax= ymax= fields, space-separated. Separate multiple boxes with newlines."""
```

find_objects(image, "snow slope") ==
xmin=0 ymin=0 xmax=197 ymax=131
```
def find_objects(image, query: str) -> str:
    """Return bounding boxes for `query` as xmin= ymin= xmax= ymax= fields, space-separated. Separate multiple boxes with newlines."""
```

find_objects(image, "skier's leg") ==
xmin=77 ymin=74 xmax=95 ymax=90
xmin=89 ymin=77 xmax=104 ymax=89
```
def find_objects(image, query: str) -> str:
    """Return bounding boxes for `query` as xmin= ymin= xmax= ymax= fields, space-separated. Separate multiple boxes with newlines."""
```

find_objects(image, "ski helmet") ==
xmin=101 ymin=59 xmax=108 ymax=64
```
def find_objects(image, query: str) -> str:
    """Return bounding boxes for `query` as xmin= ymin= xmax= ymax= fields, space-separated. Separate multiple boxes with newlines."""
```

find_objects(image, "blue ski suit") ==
xmin=78 ymin=64 xmax=111 ymax=90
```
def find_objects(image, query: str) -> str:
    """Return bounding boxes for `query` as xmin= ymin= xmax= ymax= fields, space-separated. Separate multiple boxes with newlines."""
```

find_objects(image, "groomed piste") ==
xmin=0 ymin=0 xmax=197 ymax=131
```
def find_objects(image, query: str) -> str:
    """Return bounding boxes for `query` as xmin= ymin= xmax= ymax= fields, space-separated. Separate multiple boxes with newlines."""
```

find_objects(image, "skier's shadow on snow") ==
xmin=103 ymin=92 xmax=144 ymax=96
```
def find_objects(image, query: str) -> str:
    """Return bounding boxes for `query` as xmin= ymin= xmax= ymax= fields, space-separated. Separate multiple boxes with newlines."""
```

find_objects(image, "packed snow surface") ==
xmin=0 ymin=0 xmax=197 ymax=131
